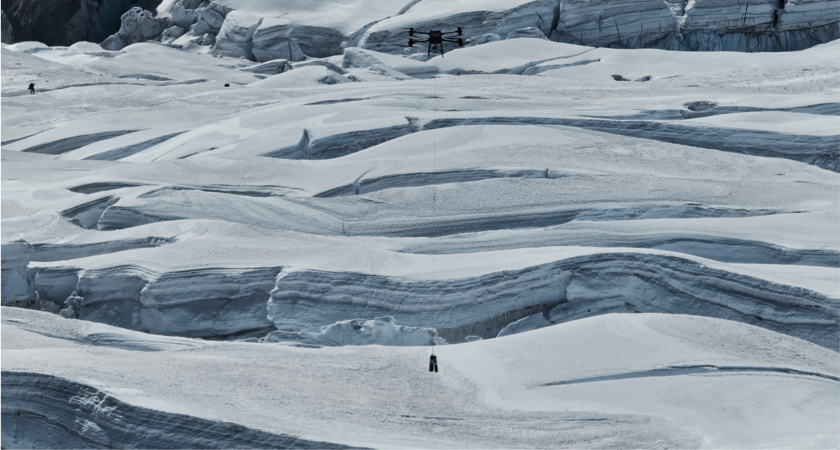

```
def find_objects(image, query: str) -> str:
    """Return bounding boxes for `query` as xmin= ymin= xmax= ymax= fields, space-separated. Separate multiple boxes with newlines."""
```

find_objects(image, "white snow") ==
xmin=2 ymin=11 xmax=839 ymax=447
xmin=2 ymin=309 xmax=837 ymax=448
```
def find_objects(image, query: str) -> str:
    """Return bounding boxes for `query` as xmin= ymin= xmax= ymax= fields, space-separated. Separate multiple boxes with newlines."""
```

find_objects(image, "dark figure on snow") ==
xmin=29 ymin=83 xmax=35 ymax=94
xmin=429 ymin=353 xmax=438 ymax=372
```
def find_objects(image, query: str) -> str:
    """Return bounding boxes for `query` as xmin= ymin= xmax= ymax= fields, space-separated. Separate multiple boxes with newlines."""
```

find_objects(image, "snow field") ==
xmin=2 ymin=308 xmax=838 ymax=448
xmin=2 ymin=24 xmax=839 ymax=448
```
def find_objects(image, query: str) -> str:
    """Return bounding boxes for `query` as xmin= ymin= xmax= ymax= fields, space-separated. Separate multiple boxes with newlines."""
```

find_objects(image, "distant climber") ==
xmin=28 ymin=83 xmax=35 ymax=94
xmin=429 ymin=352 xmax=438 ymax=372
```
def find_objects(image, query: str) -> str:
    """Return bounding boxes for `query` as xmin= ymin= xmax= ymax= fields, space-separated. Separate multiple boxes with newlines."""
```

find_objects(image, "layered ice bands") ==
xmin=1 ymin=372 xmax=358 ymax=449
xmin=6 ymin=0 xmax=835 ymax=53
xmin=3 ymin=36 xmax=839 ymax=350
xmin=268 ymin=252 xmax=839 ymax=349
xmin=3 ymin=0 xmax=840 ymax=447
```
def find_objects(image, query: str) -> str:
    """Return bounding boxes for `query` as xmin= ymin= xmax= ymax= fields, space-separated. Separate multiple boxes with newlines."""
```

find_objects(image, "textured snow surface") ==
xmin=2 ymin=309 xmax=838 ymax=448
xmin=2 ymin=28 xmax=839 ymax=448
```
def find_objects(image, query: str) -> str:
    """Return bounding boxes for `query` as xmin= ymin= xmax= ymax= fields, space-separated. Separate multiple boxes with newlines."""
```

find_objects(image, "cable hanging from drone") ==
xmin=396 ymin=27 xmax=464 ymax=57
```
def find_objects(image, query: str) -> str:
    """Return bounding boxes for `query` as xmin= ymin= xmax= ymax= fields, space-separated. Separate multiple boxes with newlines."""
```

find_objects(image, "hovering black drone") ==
xmin=399 ymin=27 xmax=464 ymax=57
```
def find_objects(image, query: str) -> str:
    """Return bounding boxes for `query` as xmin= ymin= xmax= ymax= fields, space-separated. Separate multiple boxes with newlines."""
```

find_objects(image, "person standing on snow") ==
xmin=28 ymin=83 xmax=35 ymax=94
xmin=429 ymin=352 xmax=438 ymax=372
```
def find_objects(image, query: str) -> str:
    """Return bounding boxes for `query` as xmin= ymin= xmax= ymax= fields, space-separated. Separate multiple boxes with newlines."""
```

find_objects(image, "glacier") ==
xmin=2 ymin=0 xmax=839 ymax=446
xmin=2 ymin=309 xmax=838 ymax=447
xmin=5 ymin=0 xmax=836 ymax=54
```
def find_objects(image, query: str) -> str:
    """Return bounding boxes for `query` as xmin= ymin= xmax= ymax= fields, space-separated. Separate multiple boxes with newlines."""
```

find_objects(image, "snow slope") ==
xmin=3 ymin=308 xmax=838 ymax=448
xmin=2 ymin=27 xmax=839 ymax=448
xmin=3 ymin=39 xmax=837 ymax=344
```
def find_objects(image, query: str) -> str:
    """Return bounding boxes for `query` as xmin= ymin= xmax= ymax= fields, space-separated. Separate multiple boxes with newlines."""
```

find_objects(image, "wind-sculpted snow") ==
xmin=19 ymin=130 xmax=139 ymax=156
xmin=542 ymin=364 xmax=840 ymax=386
xmin=3 ymin=309 xmax=838 ymax=448
xmin=418 ymin=115 xmax=840 ymax=171
xmin=314 ymin=168 xmax=558 ymax=197
xmin=4 ymin=9 xmax=839 ymax=448
xmin=1 ymin=372 xmax=359 ymax=449
xmin=3 ymin=36 xmax=838 ymax=345
xmin=399 ymin=232 xmax=840 ymax=267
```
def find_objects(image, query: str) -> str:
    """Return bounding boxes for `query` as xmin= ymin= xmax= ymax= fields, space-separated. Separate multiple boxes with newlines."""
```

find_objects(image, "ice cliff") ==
xmin=267 ymin=253 xmax=839 ymax=349
xmin=130 ymin=0 xmax=838 ymax=56
xmin=9 ymin=0 xmax=834 ymax=54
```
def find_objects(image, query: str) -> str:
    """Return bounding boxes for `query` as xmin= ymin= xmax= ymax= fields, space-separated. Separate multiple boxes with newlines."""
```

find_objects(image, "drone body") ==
xmin=401 ymin=27 xmax=464 ymax=57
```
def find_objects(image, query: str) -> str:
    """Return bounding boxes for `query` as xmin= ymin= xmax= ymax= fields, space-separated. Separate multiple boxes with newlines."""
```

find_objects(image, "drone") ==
xmin=399 ymin=27 xmax=464 ymax=57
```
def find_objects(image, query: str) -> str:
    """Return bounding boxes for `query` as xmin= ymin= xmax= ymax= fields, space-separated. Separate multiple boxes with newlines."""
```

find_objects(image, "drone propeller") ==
xmin=400 ymin=26 xmax=465 ymax=56
xmin=442 ymin=37 xmax=464 ymax=46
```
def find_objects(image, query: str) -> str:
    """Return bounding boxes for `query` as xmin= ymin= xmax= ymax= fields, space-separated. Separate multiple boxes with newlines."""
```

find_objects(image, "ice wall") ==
xmin=30 ymin=265 xmax=280 ymax=339
xmin=552 ymin=0 xmax=840 ymax=51
xmin=94 ymin=0 xmax=840 ymax=56
xmin=267 ymin=254 xmax=840 ymax=349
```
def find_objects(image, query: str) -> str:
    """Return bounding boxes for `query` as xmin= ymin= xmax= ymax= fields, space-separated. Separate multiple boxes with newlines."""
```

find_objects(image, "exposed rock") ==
xmin=1 ymin=10 xmax=13 ymax=44
xmin=2 ymin=0 xmax=162 ymax=46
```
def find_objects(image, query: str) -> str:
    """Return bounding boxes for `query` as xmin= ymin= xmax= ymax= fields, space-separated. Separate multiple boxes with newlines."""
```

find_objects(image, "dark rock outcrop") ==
xmin=1 ymin=0 xmax=162 ymax=46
